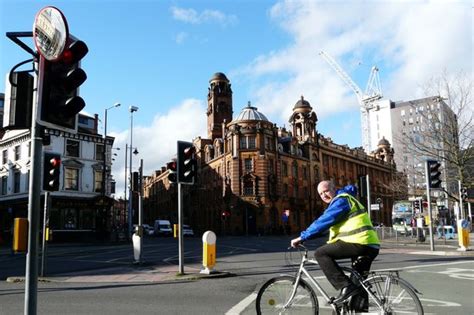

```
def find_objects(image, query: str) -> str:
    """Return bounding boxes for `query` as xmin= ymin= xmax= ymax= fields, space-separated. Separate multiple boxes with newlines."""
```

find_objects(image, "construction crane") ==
xmin=319 ymin=50 xmax=383 ymax=153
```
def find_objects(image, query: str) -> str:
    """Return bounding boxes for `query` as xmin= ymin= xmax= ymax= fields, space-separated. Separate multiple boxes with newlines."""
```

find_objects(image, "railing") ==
xmin=375 ymin=226 xmax=461 ymax=245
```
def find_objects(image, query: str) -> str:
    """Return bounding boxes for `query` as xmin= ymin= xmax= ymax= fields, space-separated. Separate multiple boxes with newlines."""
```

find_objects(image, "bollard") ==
xmin=201 ymin=231 xmax=216 ymax=274
xmin=174 ymin=224 xmax=179 ymax=238
xmin=13 ymin=218 xmax=28 ymax=252
xmin=457 ymin=219 xmax=470 ymax=251
xmin=13 ymin=218 xmax=28 ymax=253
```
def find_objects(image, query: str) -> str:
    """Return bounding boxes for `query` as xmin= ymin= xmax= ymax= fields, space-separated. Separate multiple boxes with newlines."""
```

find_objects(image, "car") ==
xmin=133 ymin=224 xmax=154 ymax=236
xmin=182 ymin=224 xmax=194 ymax=237
xmin=154 ymin=220 xmax=172 ymax=236
xmin=142 ymin=224 xmax=154 ymax=236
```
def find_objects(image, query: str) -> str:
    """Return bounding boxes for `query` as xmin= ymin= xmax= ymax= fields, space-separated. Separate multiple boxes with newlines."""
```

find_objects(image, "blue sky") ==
xmin=1 ymin=0 xmax=471 ymax=198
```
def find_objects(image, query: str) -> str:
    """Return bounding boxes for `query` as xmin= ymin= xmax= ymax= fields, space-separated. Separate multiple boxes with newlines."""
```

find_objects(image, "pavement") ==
xmin=5 ymin=261 xmax=233 ymax=284
xmin=4 ymin=233 xmax=474 ymax=284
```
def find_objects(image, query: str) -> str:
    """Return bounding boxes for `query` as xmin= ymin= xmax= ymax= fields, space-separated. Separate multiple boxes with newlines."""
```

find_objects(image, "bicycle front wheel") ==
xmin=365 ymin=274 xmax=424 ymax=314
xmin=256 ymin=275 xmax=318 ymax=315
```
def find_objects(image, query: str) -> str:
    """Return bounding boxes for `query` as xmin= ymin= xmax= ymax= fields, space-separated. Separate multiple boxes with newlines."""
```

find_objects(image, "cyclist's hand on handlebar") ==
xmin=290 ymin=237 xmax=302 ymax=248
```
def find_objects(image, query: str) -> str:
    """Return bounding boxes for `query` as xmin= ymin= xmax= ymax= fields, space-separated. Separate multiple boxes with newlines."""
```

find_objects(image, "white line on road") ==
xmin=225 ymin=292 xmax=257 ymax=315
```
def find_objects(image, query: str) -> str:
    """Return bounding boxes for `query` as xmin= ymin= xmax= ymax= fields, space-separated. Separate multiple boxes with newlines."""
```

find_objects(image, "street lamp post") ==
xmin=102 ymin=102 xmax=121 ymax=197
xmin=128 ymin=106 xmax=139 ymax=237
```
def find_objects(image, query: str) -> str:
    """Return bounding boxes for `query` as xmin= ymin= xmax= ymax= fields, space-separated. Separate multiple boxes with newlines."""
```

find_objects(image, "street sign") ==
xmin=370 ymin=204 xmax=380 ymax=211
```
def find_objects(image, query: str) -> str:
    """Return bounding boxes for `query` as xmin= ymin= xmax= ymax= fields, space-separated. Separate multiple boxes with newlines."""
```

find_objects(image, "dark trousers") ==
xmin=314 ymin=240 xmax=379 ymax=290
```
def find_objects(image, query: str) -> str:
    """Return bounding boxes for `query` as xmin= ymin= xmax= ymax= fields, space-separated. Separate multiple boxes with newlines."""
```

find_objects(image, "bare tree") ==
xmin=384 ymin=170 xmax=409 ymax=201
xmin=404 ymin=70 xmax=473 ymax=199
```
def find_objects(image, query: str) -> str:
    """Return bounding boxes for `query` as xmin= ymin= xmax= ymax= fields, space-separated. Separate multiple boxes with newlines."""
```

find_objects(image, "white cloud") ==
xmin=175 ymin=31 xmax=187 ymax=44
xmin=170 ymin=6 xmax=238 ymax=26
xmin=236 ymin=0 xmax=471 ymax=128
xmin=109 ymin=99 xmax=207 ymax=198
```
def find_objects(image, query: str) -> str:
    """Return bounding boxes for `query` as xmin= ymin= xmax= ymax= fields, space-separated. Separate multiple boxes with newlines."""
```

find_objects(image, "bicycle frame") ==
xmin=283 ymin=246 xmax=389 ymax=313
xmin=283 ymin=247 xmax=337 ymax=310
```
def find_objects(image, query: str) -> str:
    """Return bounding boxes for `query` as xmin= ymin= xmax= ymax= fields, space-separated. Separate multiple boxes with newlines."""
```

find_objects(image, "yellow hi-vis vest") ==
xmin=327 ymin=193 xmax=380 ymax=245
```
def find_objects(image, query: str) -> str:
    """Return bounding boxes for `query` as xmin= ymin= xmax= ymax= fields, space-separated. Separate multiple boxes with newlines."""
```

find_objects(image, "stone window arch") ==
xmin=241 ymin=173 xmax=257 ymax=196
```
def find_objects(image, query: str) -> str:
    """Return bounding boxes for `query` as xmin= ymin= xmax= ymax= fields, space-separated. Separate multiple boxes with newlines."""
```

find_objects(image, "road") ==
xmin=0 ymin=236 xmax=473 ymax=314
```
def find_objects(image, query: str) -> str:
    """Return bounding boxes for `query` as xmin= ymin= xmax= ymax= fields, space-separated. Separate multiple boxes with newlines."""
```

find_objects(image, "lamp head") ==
xmin=133 ymin=148 xmax=139 ymax=155
xmin=129 ymin=106 xmax=139 ymax=112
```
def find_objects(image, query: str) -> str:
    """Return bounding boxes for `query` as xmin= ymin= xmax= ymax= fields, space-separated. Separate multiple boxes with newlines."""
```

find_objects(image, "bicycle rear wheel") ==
xmin=365 ymin=274 xmax=424 ymax=314
xmin=256 ymin=275 xmax=318 ymax=314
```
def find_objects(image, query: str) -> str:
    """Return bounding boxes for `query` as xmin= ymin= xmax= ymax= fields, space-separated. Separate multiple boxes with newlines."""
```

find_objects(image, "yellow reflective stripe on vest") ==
xmin=335 ymin=225 xmax=375 ymax=237
xmin=328 ymin=193 xmax=380 ymax=245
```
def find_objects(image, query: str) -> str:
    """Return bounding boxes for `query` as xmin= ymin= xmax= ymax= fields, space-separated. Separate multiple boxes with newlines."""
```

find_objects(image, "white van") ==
xmin=154 ymin=220 xmax=172 ymax=236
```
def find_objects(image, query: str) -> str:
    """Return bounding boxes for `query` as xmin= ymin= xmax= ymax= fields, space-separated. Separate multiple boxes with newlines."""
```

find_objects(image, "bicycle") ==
xmin=256 ymin=244 xmax=424 ymax=314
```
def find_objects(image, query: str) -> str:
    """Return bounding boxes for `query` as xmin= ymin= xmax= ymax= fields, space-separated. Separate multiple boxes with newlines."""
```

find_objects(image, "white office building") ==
xmin=368 ymin=96 xmax=458 ymax=202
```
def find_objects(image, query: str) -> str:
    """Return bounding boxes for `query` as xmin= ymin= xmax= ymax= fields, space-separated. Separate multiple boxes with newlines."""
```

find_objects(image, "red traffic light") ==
xmin=61 ymin=40 xmax=89 ymax=65
xmin=167 ymin=161 xmax=177 ymax=171
xmin=43 ymin=152 xmax=61 ymax=191
xmin=50 ymin=156 xmax=61 ymax=167
xmin=167 ymin=159 xmax=177 ymax=183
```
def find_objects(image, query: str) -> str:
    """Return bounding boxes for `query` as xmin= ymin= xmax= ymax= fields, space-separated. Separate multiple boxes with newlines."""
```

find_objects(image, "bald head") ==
xmin=317 ymin=180 xmax=336 ymax=204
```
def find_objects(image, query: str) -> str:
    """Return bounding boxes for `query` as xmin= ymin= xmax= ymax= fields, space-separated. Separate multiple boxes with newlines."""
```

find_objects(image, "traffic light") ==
xmin=167 ymin=160 xmax=177 ymax=184
xmin=177 ymin=141 xmax=196 ymax=185
xmin=3 ymin=71 xmax=34 ymax=130
xmin=358 ymin=175 xmax=367 ymax=198
xmin=43 ymin=152 xmax=61 ymax=191
xmin=413 ymin=199 xmax=421 ymax=212
xmin=131 ymin=172 xmax=139 ymax=192
xmin=222 ymin=211 xmax=231 ymax=220
xmin=461 ymin=187 xmax=468 ymax=201
xmin=39 ymin=39 xmax=88 ymax=131
xmin=426 ymin=160 xmax=442 ymax=189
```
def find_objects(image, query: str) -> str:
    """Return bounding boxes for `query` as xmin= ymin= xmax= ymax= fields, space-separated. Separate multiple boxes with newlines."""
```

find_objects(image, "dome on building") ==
xmin=233 ymin=101 xmax=268 ymax=122
xmin=378 ymin=137 xmax=390 ymax=146
xmin=209 ymin=72 xmax=229 ymax=83
xmin=293 ymin=96 xmax=312 ymax=111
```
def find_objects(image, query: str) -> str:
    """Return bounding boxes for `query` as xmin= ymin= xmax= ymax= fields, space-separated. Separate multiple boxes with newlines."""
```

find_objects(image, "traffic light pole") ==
xmin=25 ymin=58 xmax=44 ymax=315
xmin=41 ymin=191 xmax=50 ymax=277
xmin=425 ymin=162 xmax=435 ymax=251
xmin=138 ymin=159 xmax=143 ymax=263
xmin=178 ymin=182 xmax=184 ymax=275
xmin=458 ymin=180 xmax=464 ymax=220
xmin=366 ymin=174 xmax=371 ymax=219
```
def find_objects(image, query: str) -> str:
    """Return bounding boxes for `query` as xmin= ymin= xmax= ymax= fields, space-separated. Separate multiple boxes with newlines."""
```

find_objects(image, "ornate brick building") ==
xmin=143 ymin=73 xmax=400 ymax=236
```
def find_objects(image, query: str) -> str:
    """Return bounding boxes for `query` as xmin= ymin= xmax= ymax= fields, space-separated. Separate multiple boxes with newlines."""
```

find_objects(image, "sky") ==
xmin=0 ymin=0 xmax=472 ymax=199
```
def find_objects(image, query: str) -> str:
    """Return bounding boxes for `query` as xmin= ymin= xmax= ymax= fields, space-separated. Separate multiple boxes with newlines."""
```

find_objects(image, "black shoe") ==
xmin=332 ymin=283 xmax=360 ymax=304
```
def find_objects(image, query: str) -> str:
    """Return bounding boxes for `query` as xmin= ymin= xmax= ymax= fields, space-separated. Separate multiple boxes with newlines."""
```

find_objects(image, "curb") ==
xmin=6 ymin=271 xmax=235 ymax=284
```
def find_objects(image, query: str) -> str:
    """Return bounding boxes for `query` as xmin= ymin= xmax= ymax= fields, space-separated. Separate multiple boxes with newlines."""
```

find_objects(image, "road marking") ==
xmin=375 ymin=260 xmax=474 ymax=272
xmin=419 ymin=298 xmax=461 ymax=307
xmin=225 ymin=292 xmax=257 ymax=315
xmin=406 ymin=267 xmax=474 ymax=280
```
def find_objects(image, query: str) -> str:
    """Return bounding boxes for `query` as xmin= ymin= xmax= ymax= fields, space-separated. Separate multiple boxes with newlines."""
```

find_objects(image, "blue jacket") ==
xmin=300 ymin=185 xmax=358 ymax=241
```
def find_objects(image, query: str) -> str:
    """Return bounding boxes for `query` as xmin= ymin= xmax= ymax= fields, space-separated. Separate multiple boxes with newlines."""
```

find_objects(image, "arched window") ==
xmin=243 ymin=177 xmax=254 ymax=195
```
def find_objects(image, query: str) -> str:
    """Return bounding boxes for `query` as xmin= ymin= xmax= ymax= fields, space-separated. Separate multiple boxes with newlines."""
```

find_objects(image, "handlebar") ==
xmin=288 ymin=244 xmax=308 ymax=252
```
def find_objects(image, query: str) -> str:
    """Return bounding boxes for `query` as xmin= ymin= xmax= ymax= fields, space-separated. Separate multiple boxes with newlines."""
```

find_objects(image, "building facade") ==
xmin=390 ymin=97 xmax=458 ymax=198
xmin=143 ymin=73 xmax=400 ymax=236
xmin=0 ymin=113 xmax=116 ymax=242
xmin=368 ymin=96 xmax=458 ymax=202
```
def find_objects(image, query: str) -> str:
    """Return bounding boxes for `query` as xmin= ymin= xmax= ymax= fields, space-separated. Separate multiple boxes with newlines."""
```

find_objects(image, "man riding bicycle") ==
xmin=291 ymin=180 xmax=380 ymax=307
